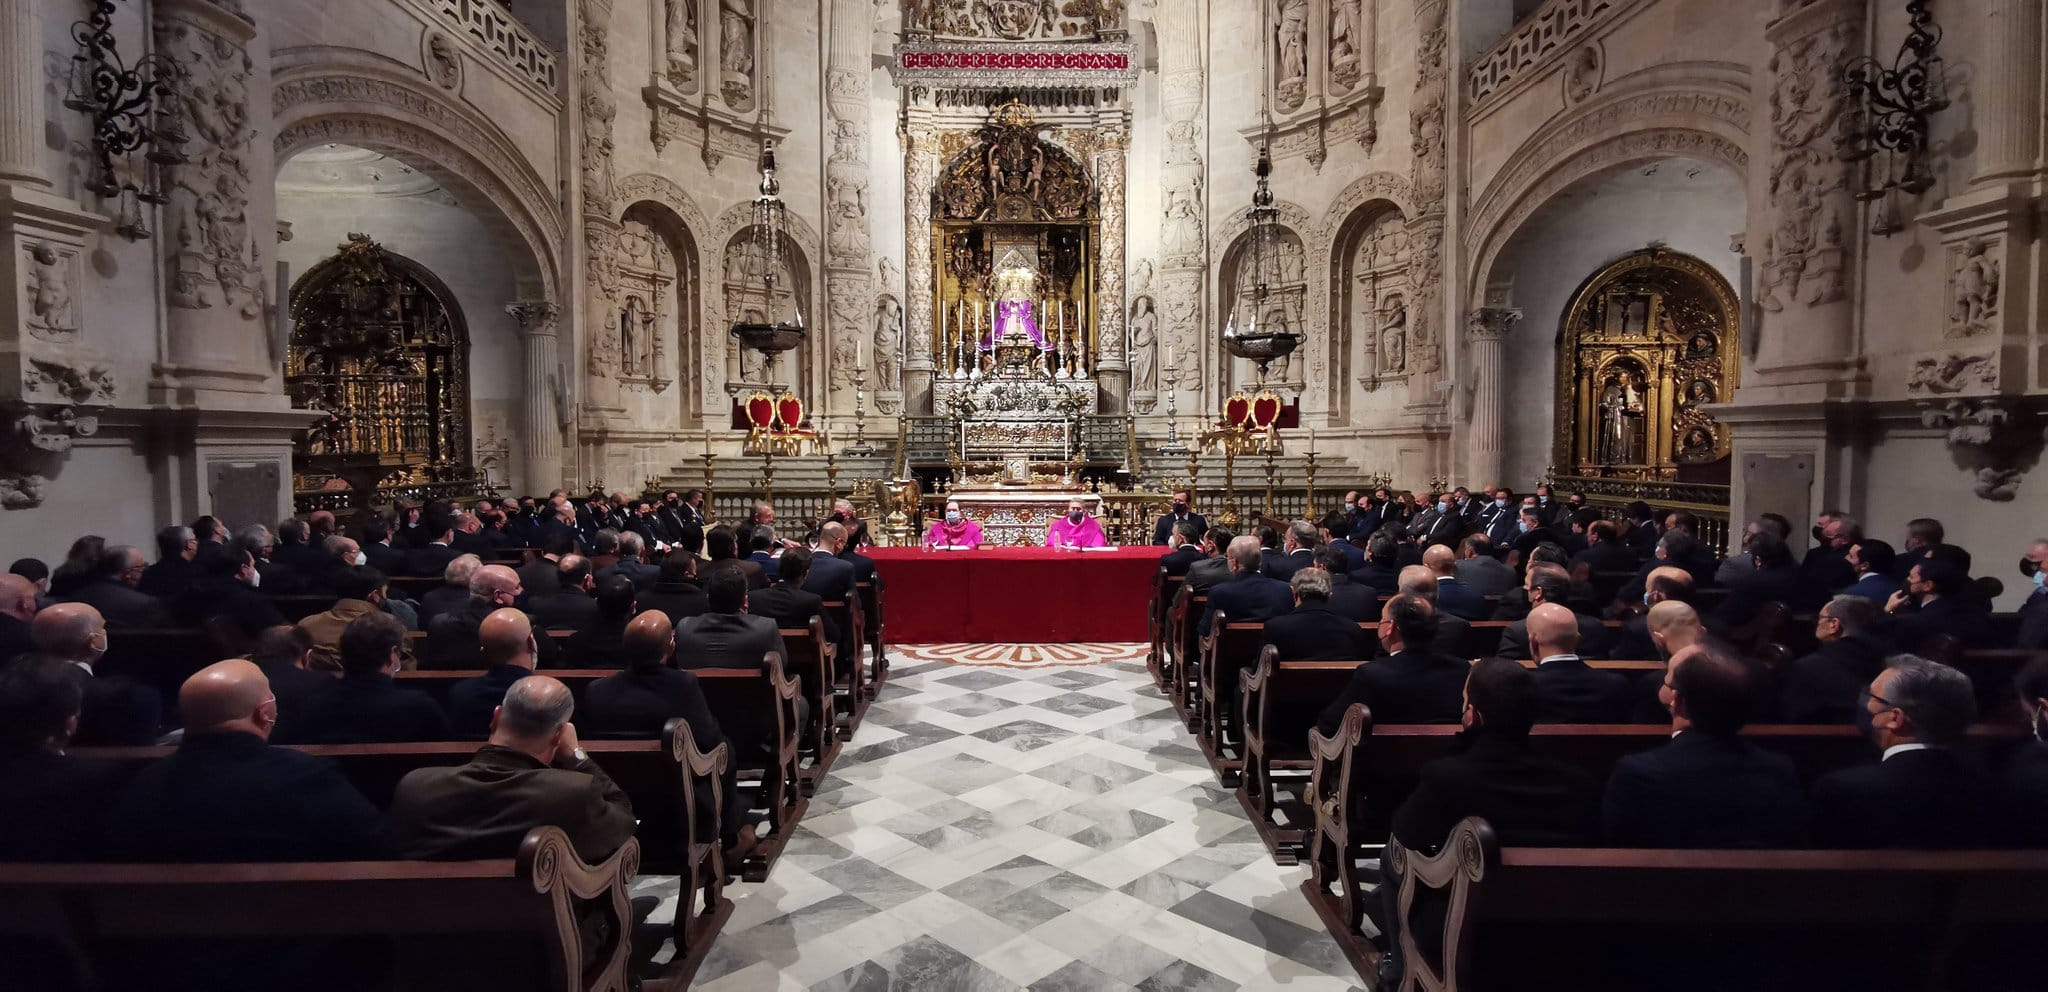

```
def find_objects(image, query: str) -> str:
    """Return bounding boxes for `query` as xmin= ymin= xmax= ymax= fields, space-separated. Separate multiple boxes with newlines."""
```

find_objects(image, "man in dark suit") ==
xmin=389 ymin=674 xmax=635 ymax=863
xmin=1476 ymin=490 xmax=1520 ymax=547
xmin=564 ymin=576 xmax=637 ymax=668
xmin=1800 ymin=512 xmax=1860 ymax=593
xmin=1607 ymin=566 xmax=1693 ymax=660
xmin=424 ymin=564 xmax=549 ymax=668
xmin=1316 ymin=546 xmax=1380 ymax=623
xmin=1378 ymin=656 xmax=1602 ymax=984
xmin=701 ymin=525 xmax=768 ymax=591
xmin=1779 ymin=595 xmax=1893 ymax=724
xmin=2021 ymin=538 xmax=2048 ymax=650
xmin=639 ymin=551 xmax=712 ymax=625
xmin=1202 ymin=536 xmax=1295 ymax=636
xmin=1603 ymin=644 xmax=1808 ymax=847
xmin=294 ymin=611 xmax=449 ymax=743
xmin=1159 ymin=520 xmax=1206 ymax=578
xmin=1710 ymin=532 xmax=1806 ymax=634
xmin=1181 ymin=526 xmax=1236 ymax=598
xmin=360 ymin=516 xmax=410 ymax=577
xmin=0 ymin=656 xmax=124 ymax=860
xmin=1423 ymin=545 xmax=1487 ymax=620
xmin=62 ymin=545 xmax=169 ymax=628
xmin=580 ymin=612 xmax=746 ymax=850
xmin=1152 ymin=488 xmax=1206 ymax=546
xmin=109 ymin=658 xmax=386 ymax=861
xmin=1495 ymin=566 xmax=1612 ymax=661
xmin=1260 ymin=520 xmax=1319 ymax=582
xmin=1885 ymin=558 xmax=1992 ymax=653
xmin=1414 ymin=493 xmax=1465 ymax=549
xmin=247 ymin=624 xmax=333 ymax=745
xmin=1452 ymin=535 xmax=1516 ymax=599
xmin=2007 ymin=657 xmax=2048 ymax=845
xmin=31 ymin=602 xmax=162 ymax=745
xmin=1353 ymin=533 xmax=1404 ymax=596
xmin=1263 ymin=569 xmax=1370 ymax=661
xmin=1568 ymin=519 xmax=1638 ymax=579
xmin=750 ymin=547 xmax=840 ymax=652
xmin=800 ymin=523 xmax=858 ymax=604
xmin=418 ymin=554 xmax=482 ymax=627
xmin=271 ymin=517 xmax=331 ymax=578
xmin=527 ymin=555 xmax=601 ymax=634
xmin=445 ymin=609 xmax=540 ymax=738
xmin=1812 ymin=655 xmax=2000 ymax=848
xmin=598 ymin=531 xmax=661 ymax=590
xmin=405 ymin=512 xmax=464 ymax=579
xmin=676 ymin=569 xmax=786 ymax=671
xmin=744 ymin=526 xmax=784 ymax=583
xmin=1317 ymin=593 xmax=1467 ymax=734
xmin=1523 ymin=603 xmax=1632 ymax=721
xmin=139 ymin=525 xmax=201 ymax=600
xmin=0 ymin=573 xmax=39 ymax=665
xmin=1839 ymin=538 xmax=1901 ymax=604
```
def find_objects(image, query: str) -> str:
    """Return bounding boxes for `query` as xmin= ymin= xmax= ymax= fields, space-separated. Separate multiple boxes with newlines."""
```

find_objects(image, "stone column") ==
xmin=1464 ymin=307 xmax=1520 ymax=485
xmin=1971 ymin=0 xmax=2043 ymax=188
xmin=900 ymin=120 xmax=939 ymax=414
xmin=821 ymin=0 xmax=873 ymax=421
xmin=1153 ymin=3 xmax=1207 ymax=423
xmin=1092 ymin=118 xmax=1131 ymax=415
xmin=153 ymin=0 xmax=279 ymax=400
xmin=0 ymin=0 xmax=45 ymax=187
xmin=510 ymin=301 xmax=563 ymax=492
xmin=577 ymin=0 xmax=623 ymax=420
xmin=1750 ymin=0 xmax=1863 ymax=384
xmin=1405 ymin=0 xmax=1449 ymax=399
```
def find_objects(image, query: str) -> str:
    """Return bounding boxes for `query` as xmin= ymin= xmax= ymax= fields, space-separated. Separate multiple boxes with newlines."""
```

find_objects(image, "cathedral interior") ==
xmin=2 ymin=0 xmax=2042 ymax=586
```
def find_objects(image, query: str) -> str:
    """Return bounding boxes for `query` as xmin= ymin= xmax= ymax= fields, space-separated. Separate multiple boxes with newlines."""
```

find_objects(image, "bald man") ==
xmin=1607 ymin=565 xmax=1694 ymax=660
xmin=1525 ymin=603 xmax=1633 ymax=722
xmin=109 ymin=659 xmax=385 ymax=862
xmin=30 ymin=601 xmax=162 ymax=746
xmin=445 ymin=609 xmax=540 ymax=738
xmin=0 ymin=571 xmax=39 ymax=663
xmin=390 ymin=675 xmax=635 ymax=863
xmin=422 ymin=564 xmax=560 ymax=668
xmin=1425 ymin=544 xmax=1487 ymax=620
xmin=1399 ymin=563 xmax=1474 ymax=654
xmin=800 ymin=521 xmax=857 ymax=602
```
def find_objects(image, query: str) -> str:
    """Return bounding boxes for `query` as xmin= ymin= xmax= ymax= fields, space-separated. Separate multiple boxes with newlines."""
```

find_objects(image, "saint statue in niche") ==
xmin=1597 ymin=371 xmax=1647 ymax=465
xmin=1686 ymin=379 xmax=1716 ymax=405
xmin=720 ymin=0 xmax=754 ymax=104
xmin=1275 ymin=0 xmax=1309 ymax=103
xmin=664 ymin=0 xmax=697 ymax=83
xmin=1129 ymin=295 xmax=1158 ymax=392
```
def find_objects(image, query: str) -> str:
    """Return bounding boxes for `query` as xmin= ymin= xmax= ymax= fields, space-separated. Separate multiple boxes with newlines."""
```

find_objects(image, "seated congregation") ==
xmin=1148 ymin=486 xmax=2048 ymax=989
xmin=0 ymin=490 xmax=883 ymax=991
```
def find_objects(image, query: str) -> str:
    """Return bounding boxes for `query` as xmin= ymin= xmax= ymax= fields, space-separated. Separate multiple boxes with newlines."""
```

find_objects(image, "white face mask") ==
xmin=354 ymin=551 xmax=368 ymax=566
xmin=245 ymin=568 xmax=262 ymax=589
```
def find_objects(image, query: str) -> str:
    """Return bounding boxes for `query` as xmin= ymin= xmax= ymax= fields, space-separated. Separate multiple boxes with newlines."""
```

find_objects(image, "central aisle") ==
xmin=666 ymin=646 xmax=1366 ymax=991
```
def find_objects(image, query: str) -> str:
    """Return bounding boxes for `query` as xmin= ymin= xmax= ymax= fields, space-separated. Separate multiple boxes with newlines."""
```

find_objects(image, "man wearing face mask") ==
xmin=1811 ymin=655 xmax=1998 ymax=848
xmin=1045 ymin=497 xmax=1109 ymax=549
xmin=28 ymin=602 xmax=162 ymax=746
xmin=1884 ymin=557 xmax=1991 ymax=652
xmin=2005 ymin=658 xmax=2048 ymax=844
xmin=175 ymin=546 xmax=288 ymax=643
xmin=1479 ymin=487 xmax=1520 ymax=546
xmin=2017 ymin=539 xmax=2048 ymax=650
xmin=1152 ymin=488 xmax=1205 ymax=546
xmin=423 ymin=564 xmax=560 ymax=669
xmin=1416 ymin=491 xmax=1463 ymax=548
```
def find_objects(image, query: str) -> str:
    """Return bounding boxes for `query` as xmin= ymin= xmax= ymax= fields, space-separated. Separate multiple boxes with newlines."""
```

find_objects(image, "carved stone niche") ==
xmin=1919 ymin=398 xmax=2047 ymax=502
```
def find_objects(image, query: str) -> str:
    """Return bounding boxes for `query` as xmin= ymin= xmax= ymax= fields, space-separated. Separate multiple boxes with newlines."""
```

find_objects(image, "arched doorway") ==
xmin=285 ymin=234 xmax=475 ymax=494
xmin=1556 ymin=248 xmax=1739 ymax=485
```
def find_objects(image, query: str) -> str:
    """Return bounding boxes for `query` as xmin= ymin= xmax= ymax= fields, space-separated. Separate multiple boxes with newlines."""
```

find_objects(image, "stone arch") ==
xmin=617 ymin=174 xmax=715 ymax=413
xmin=1462 ymin=66 xmax=1752 ymax=308
xmin=1326 ymin=194 xmax=1415 ymax=422
xmin=271 ymin=55 xmax=565 ymax=301
xmin=1316 ymin=172 xmax=1417 ymax=250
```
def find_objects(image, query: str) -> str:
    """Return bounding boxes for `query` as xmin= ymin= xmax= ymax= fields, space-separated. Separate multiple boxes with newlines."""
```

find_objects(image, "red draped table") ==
xmin=867 ymin=546 xmax=1165 ymax=644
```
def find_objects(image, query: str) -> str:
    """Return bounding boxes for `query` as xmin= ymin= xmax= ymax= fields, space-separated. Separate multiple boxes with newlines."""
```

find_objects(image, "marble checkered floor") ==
xmin=639 ymin=644 xmax=1367 ymax=991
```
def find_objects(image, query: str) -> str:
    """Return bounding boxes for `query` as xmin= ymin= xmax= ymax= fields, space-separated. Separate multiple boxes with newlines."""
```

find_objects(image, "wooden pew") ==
xmin=267 ymin=593 xmax=337 ymax=623
xmin=1198 ymin=619 xmax=1380 ymax=786
xmin=777 ymin=619 xmax=842 ymax=789
xmin=1165 ymin=589 xmax=1208 ymax=726
xmin=386 ymin=575 xmax=448 ymax=601
xmin=1379 ymin=816 xmax=2048 ymax=992
xmin=856 ymin=579 xmax=888 ymax=692
xmin=102 ymin=627 xmax=226 ymax=703
xmin=820 ymin=598 xmax=870 ymax=738
xmin=1237 ymin=648 xmax=1360 ymax=863
xmin=1239 ymin=657 xmax=1664 ymax=865
xmin=692 ymin=656 xmax=807 ymax=882
xmin=1145 ymin=569 xmax=1183 ymax=689
xmin=1299 ymin=706 xmax=2031 ymax=978
xmin=0 ymin=826 xmax=644 ymax=992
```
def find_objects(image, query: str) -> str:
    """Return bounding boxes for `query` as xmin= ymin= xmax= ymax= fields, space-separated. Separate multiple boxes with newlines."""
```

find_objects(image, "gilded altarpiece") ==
xmin=1558 ymin=250 xmax=1738 ymax=484
xmin=285 ymin=236 xmax=474 ymax=493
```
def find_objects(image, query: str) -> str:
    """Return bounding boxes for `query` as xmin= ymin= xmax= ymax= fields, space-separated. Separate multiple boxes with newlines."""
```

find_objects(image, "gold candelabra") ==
xmin=823 ymin=444 xmax=841 ymax=503
xmin=1263 ymin=443 xmax=1278 ymax=520
xmin=700 ymin=435 xmax=717 ymax=517
xmin=1304 ymin=439 xmax=1319 ymax=521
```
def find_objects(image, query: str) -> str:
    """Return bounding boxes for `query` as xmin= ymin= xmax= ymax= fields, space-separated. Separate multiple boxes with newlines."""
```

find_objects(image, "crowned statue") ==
xmin=984 ymin=255 xmax=1047 ymax=352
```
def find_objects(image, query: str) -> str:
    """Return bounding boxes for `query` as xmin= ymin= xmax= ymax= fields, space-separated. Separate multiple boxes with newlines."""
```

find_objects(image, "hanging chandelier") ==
xmin=729 ymin=139 xmax=805 ymax=375
xmin=1222 ymin=134 xmax=1298 ymax=383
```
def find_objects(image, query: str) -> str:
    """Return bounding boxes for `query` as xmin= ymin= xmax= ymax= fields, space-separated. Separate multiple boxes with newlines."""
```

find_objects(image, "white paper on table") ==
xmin=1078 ymin=545 xmax=1120 ymax=552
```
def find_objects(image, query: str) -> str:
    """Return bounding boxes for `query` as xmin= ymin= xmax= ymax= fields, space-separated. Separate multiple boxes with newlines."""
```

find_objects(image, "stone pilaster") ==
xmin=509 ymin=301 xmax=563 ymax=492
xmin=1970 ymin=0 xmax=2043 ymax=188
xmin=822 ymin=0 xmax=873 ymax=419
xmin=1092 ymin=118 xmax=1130 ymax=414
xmin=1464 ymin=307 xmax=1520 ymax=486
xmin=577 ymin=0 xmax=622 ymax=421
xmin=900 ymin=121 xmax=940 ymax=414
xmin=1152 ymin=2 xmax=1206 ymax=420
xmin=0 ymin=0 xmax=44 ymax=188
xmin=1749 ymin=0 xmax=1863 ymax=389
xmin=152 ymin=0 xmax=279 ymax=402
xmin=1405 ymin=0 xmax=1449 ymax=397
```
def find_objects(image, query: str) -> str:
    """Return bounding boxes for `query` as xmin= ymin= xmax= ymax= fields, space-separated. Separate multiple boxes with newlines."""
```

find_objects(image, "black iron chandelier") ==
xmin=1222 ymin=128 xmax=1297 ymax=383
xmin=729 ymin=139 xmax=805 ymax=376
xmin=1838 ymin=0 xmax=1948 ymax=236
xmin=63 ymin=0 xmax=187 ymax=240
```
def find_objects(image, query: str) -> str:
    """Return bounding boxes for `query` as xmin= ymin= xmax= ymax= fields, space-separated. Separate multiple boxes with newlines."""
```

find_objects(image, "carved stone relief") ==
xmin=422 ymin=30 xmax=462 ymax=91
xmin=1947 ymin=237 xmax=2001 ymax=338
xmin=665 ymin=0 xmax=699 ymax=87
xmin=1274 ymin=0 xmax=1310 ymax=111
xmin=22 ymin=243 xmax=79 ymax=342
xmin=905 ymin=0 xmax=1123 ymax=40
xmin=157 ymin=9 xmax=263 ymax=319
xmin=1330 ymin=0 xmax=1366 ymax=90
xmin=1919 ymin=398 xmax=2046 ymax=501
xmin=874 ymin=291 xmax=904 ymax=396
xmin=1906 ymin=350 xmax=1999 ymax=397
xmin=1758 ymin=19 xmax=1854 ymax=313
xmin=718 ymin=0 xmax=756 ymax=109
xmin=825 ymin=117 xmax=870 ymax=263
xmin=1563 ymin=43 xmax=1602 ymax=106
xmin=1405 ymin=0 xmax=1448 ymax=385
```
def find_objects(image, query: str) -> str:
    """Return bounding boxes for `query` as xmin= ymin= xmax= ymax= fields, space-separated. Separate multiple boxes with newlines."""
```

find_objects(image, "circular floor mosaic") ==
xmin=888 ymin=641 xmax=1149 ymax=669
